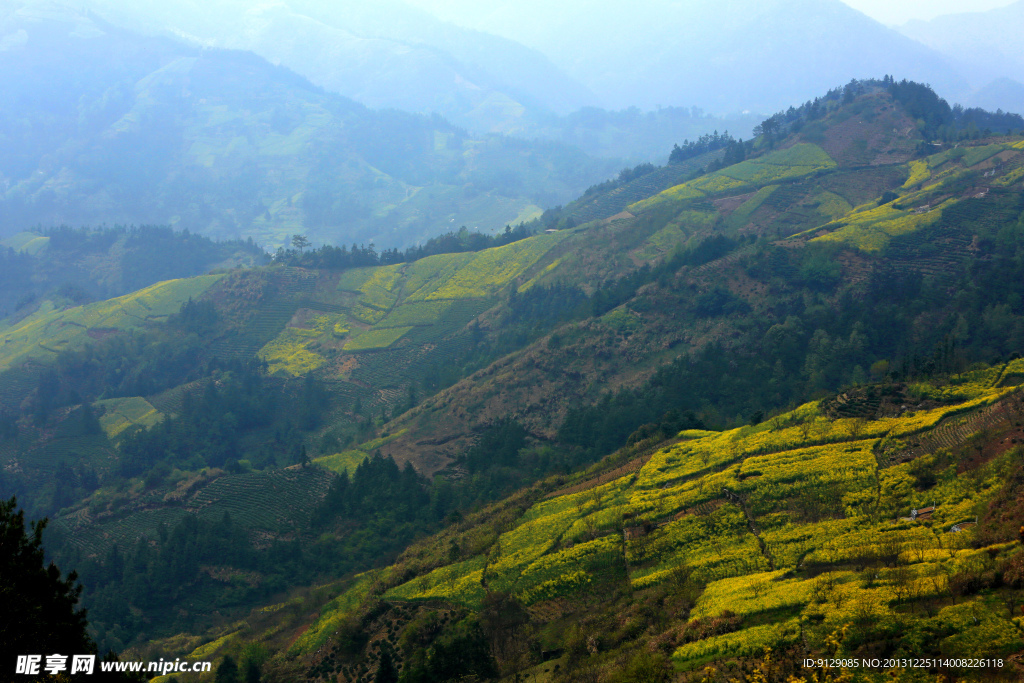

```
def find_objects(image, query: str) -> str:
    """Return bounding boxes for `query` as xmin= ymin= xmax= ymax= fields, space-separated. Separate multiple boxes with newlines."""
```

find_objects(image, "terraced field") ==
xmin=629 ymin=144 xmax=837 ymax=213
xmin=566 ymin=149 xmax=726 ymax=225
xmin=293 ymin=379 xmax=1024 ymax=672
xmin=146 ymin=379 xmax=209 ymax=416
xmin=255 ymin=233 xmax=567 ymax=372
xmin=16 ymin=434 xmax=115 ymax=476
xmin=188 ymin=466 xmax=334 ymax=530
xmin=53 ymin=465 xmax=335 ymax=557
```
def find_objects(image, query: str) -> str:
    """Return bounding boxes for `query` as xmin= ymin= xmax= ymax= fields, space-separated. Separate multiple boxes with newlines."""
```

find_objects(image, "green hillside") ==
xmin=146 ymin=370 xmax=1024 ymax=681
xmin=255 ymin=232 xmax=570 ymax=374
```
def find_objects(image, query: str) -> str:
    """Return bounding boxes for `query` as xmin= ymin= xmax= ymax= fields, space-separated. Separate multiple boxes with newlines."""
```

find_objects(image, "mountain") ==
xmin=968 ymin=78 xmax=1024 ymax=116
xmin=405 ymin=0 xmax=968 ymax=115
xmin=0 ymin=1 xmax=617 ymax=248
xmin=900 ymin=0 xmax=1024 ymax=112
xmin=71 ymin=0 xmax=597 ymax=135
xmin=67 ymin=0 xmax=762 ymax=160
xmin=5 ymin=81 xmax=1024 ymax=669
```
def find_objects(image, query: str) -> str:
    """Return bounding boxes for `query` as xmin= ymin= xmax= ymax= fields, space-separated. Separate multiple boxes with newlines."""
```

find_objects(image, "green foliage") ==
xmin=398 ymin=618 xmax=497 ymax=683
xmin=461 ymin=419 xmax=528 ymax=474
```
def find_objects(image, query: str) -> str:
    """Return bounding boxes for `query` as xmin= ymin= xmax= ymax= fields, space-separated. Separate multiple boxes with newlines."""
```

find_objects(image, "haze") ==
xmin=841 ymin=0 xmax=1017 ymax=25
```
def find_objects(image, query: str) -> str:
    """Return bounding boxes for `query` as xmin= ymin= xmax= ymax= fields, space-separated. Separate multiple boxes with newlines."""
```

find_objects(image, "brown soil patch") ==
xmin=958 ymin=423 xmax=1024 ymax=473
xmin=713 ymin=191 xmax=757 ymax=217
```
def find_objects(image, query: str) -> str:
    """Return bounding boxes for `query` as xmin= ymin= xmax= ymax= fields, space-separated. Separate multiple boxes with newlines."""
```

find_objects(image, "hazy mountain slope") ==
xmin=901 ymin=1 xmax=1024 ymax=111
xmin=408 ymin=0 xmax=968 ymax=114
xmin=72 ymin=0 xmax=596 ymax=134
xmin=969 ymin=78 xmax=1024 ymax=115
xmin=0 ymin=2 xmax=615 ymax=247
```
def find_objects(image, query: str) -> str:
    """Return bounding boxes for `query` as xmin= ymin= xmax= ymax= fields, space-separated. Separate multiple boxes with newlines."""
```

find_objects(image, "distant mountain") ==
xmin=67 ymin=0 xmax=766 ymax=160
xmin=73 ymin=0 xmax=597 ymax=134
xmin=900 ymin=1 xmax=1024 ymax=113
xmin=968 ymin=78 xmax=1024 ymax=115
xmin=407 ymin=0 xmax=968 ymax=114
xmin=0 ymin=1 xmax=617 ymax=247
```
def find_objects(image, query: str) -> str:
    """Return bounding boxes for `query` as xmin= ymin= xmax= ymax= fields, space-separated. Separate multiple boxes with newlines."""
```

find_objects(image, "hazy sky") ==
xmin=841 ymin=0 xmax=1018 ymax=25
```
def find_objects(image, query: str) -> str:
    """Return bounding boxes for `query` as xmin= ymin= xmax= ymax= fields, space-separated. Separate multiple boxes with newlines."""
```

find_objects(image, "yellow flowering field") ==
xmin=629 ymin=184 xmax=705 ymax=213
xmin=291 ymin=570 xmax=392 ymax=655
xmin=385 ymin=556 xmax=488 ymax=607
xmin=313 ymin=451 xmax=368 ymax=476
xmin=356 ymin=264 xmax=403 ymax=310
xmin=673 ymin=619 xmax=802 ymax=671
xmin=257 ymin=314 xmax=345 ymax=375
xmin=402 ymin=252 xmax=476 ymax=300
xmin=902 ymin=159 xmax=930 ymax=188
xmin=691 ymin=570 xmax=811 ymax=618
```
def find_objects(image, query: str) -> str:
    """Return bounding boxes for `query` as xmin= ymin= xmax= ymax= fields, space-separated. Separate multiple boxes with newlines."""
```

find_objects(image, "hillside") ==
xmin=0 ymin=2 xmax=616 ymax=248
xmin=373 ymin=85 xmax=1024 ymax=470
xmin=141 ymin=367 xmax=1024 ymax=681
xmin=3 ymin=81 xmax=1024 ymax=670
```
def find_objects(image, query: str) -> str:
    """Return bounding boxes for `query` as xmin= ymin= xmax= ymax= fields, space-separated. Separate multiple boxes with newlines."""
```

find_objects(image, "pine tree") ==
xmin=0 ymin=497 xmax=95 ymax=667
xmin=374 ymin=650 xmax=398 ymax=683
xmin=215 ymin=655 xmax=240 ymax=683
